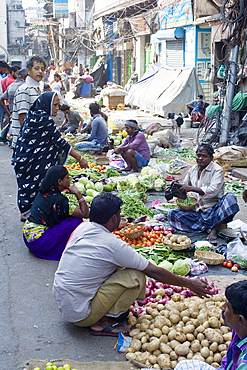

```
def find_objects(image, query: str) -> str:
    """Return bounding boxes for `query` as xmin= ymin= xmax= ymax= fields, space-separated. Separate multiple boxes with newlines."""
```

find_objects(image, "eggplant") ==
xmin=127 ymin=217 xmax=134 ymax=223
xmin=134 ymin=215 xmax=146 ymax=223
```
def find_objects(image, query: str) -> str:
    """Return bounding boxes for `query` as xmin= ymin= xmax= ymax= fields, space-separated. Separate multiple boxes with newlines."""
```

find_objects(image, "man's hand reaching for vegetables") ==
xmin=187 ymin=277 xmax=213 ymax=298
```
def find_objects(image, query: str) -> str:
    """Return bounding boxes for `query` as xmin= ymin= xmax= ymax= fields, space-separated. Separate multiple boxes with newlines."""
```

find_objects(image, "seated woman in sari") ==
xmin=23 ymin=165 xmax=89 ymax=260
xmin=12 ymin=91 xmax=88 ymax=222
xmin=168 ymin=144 xmax=239 ymax=241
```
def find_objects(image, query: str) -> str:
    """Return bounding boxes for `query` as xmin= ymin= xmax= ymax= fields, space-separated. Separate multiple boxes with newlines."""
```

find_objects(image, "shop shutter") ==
xmin=166 ymin=39 xmax=183 ymax=67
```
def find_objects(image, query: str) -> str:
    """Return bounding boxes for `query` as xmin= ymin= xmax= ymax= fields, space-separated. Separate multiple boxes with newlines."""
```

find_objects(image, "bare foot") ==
xmin=130 ymin=168 xmax=141 ymax=173
xmin=122 ymin=167 xmax=132 ymax=172
xmin=207 ymin=228 xmax=217 ymax=242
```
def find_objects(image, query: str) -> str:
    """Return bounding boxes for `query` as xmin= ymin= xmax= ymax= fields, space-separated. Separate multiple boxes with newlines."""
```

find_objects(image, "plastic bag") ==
xmin=185 ymin=258 xmax=208 ymax=275
xmin=227 ymin=238 xmax=247 ymax=269
xmin=114 ymin=332 xmax=132 ymax=353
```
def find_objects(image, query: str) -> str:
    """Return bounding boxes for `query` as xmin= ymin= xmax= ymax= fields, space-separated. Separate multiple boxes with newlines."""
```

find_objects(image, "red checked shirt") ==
xmin=183 ymin=161 xmax=224 ymax=211
xmin=219 ymin=331 xmax=247 ymax=370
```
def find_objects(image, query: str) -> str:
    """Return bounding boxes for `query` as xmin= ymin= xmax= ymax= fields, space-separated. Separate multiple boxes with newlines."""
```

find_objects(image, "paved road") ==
xmin=1 ymin=130 xmax=247 ymax=369
xmin=0 ymin=144 xmax=125 ymax=370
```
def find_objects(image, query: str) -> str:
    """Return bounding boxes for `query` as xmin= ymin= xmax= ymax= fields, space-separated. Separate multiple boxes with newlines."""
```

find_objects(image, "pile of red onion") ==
xmin=130 ymin=277 xmax=219 ymax=316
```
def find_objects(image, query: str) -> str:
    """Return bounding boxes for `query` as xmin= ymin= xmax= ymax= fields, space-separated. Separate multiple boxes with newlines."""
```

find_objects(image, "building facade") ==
xmin=0 ymin=0 xmax=8 ymax=60
xmin=93 ymin=0 xmax=220 ymax=102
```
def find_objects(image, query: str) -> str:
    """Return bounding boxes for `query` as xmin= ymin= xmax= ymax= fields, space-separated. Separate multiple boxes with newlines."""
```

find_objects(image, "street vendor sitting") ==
xmin=191 ymin=100 xmax=206 ymax=124
xmin=174 ymin=280 xmax=247 ymax=370
xmin=113 ymin=119 xmax=150 ymax=172
xmin=74 ymin=103 xmax=108 ymax=154
xmin=53 ymin=193 xmax=210 ymax=337
xmin=59 ymin=104 xmax=84 ymax=134
xmin=168 ymin=144 xmax=239 ymax=241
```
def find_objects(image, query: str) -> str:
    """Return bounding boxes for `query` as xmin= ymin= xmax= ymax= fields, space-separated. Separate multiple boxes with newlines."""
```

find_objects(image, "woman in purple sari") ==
xmin=22 ymin=165 xmax=89 ymax=260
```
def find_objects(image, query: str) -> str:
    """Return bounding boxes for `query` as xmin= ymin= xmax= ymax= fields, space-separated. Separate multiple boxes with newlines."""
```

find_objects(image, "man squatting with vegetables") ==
xmin=113 ymin=120 xmax=150 ymax=172
xmin=53 ymin=193 xmax=210 ymax=336
xmin=168 ymin=144 xmax=239 ymax=242
xmin=175 ymin=280 xmax=247 ymax=370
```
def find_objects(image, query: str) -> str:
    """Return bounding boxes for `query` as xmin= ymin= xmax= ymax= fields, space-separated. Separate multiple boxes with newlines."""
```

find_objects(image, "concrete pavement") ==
xmin=1 ymin=111 xmax=247 ymax=369
xmin=0 ymin=144 xmax=125 ymax=369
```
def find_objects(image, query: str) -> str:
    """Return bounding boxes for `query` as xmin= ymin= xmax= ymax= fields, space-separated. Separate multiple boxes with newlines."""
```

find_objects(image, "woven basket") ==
xmin=121 ymin=223 xmax=145 ymax=240
xmin=163 ymin=236 xmax=191 ymax=250
xmin=95 ymin=156 xmax=110 ymax=165
xmin=119 ymin=216 xmax=128 ymax=229
xmin=194 ymin=250 xmax=225 ymax=265
xmin=176 ymin=197 xmax=197 ymax=211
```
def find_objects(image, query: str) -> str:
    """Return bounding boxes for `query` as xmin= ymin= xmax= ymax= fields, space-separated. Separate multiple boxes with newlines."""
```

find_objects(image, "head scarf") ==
xmin=125 ymin=120 xmax=139 ymax=137
xmin=28 ymin=165 xmax=70 ymax=227
xmin=39 ymin=165 xmax=62 ymax=194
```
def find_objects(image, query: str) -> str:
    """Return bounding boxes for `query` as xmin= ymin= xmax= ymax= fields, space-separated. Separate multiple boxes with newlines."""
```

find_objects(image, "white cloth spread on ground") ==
xmin=53 ymin=222 xmax=148 ymax=322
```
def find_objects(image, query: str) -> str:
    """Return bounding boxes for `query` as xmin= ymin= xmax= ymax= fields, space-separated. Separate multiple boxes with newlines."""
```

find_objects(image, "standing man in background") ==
xmin=0 ymin=61 xmax=9 ymax=127
xmin=11 ymin=56 xmax=46 ymax=147
xmin=1 ymin=66 xmax=20 ymax=94
xmin=0 ymin=69 xmax=28 ymax=132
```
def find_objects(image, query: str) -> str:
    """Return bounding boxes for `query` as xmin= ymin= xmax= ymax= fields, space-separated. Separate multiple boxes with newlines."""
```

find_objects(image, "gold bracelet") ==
xmin=78 ymin=156 xmax=82 ymax=162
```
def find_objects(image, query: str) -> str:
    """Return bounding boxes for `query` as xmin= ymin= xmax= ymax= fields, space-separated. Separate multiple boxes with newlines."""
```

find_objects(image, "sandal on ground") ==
xmin=20 ymin=217 xmax=26 ymax=222
xmin=90 ymin=322 xmax=129 ymax=337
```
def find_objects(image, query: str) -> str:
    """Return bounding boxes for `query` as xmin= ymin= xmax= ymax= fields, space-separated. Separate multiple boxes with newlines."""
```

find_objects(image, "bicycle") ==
xmin=196 ymin=113 xmax=222 ymax=146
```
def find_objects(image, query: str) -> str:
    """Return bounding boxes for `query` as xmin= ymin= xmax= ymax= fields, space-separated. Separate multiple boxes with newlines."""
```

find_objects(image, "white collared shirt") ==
xmin=53 ymin=222 xmax=148 ymax=322
xmin=183 ymin=161 xmax=224 ymax=211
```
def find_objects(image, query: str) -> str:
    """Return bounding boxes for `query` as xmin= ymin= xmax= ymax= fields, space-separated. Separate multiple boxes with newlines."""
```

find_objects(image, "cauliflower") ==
xmin=126 ymin=174 xmax=138 ymax=186
xmin=141 ymin=166 xmax=160 ymax=179
xmin=154 ymin=178 xmax=165 ymax=192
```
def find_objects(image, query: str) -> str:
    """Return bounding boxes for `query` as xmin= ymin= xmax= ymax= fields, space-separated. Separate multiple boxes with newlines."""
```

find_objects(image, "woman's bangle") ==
xmin=78 ymin=156 xmax=83 ymax=162
xmin=78 ymin=197 xmax=85 ymax=204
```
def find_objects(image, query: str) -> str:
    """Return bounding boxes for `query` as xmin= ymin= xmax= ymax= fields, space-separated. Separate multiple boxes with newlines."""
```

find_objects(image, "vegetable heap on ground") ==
xmin=224 ymin=180 xmax=245 ymax=197
xmin=126 ymin=278 xmax=230 ymax=370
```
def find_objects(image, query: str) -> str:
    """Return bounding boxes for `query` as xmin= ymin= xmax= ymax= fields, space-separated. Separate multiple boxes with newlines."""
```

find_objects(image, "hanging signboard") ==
xmin=130 ymin=15 xmax=150 ymax=36
xmin=158 ymin=0 xmax=193 ymax=29
xmin=53 ymin=0 xmax=68 ymax=18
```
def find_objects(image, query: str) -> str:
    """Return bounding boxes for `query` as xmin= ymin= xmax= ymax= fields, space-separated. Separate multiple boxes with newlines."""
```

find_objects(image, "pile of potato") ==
xmin=126 ymin=294 xmax=231 ymax=369
xmin=163 ymin=234 xmax=191 ymax=248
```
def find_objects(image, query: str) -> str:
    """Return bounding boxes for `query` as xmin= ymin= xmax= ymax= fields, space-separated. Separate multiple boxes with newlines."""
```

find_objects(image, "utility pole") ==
xmin=219 ymin=43 xmax=240 ymax=146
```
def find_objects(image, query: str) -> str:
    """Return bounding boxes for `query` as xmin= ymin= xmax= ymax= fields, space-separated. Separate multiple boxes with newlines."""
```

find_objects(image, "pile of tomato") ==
xmin=88 ymin=163 xmax=106 ymax=173
xmin=113 ymin=226 xmax=166 ymax=248
xmin=65 ymin=162 xmax=106 ymax=173
xmin=222 ymin=259 xmax=240 ymax=272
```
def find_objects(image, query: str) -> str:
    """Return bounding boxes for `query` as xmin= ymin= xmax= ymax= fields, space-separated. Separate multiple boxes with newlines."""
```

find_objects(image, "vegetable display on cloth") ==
xmin=126 ymin=282 xmax=230 ymax=369
xmin=224 ymin=180 xmax=245 ymax=197
xmin=161 ymin=147 xmax=196 ymax=160
xmin=119 ymin=194 xmax=155 ymax=219
xmin=133 ymin=243 xmax=192 ymax=265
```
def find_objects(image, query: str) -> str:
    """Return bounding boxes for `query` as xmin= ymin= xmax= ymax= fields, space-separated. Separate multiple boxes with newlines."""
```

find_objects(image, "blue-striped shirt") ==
xmin=11 ymin=76 xmax=41 ymax=146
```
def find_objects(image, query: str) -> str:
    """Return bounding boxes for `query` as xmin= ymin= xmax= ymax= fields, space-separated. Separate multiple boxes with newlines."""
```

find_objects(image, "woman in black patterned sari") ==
xmin=12 ymin=91 xmax=88 ymax=221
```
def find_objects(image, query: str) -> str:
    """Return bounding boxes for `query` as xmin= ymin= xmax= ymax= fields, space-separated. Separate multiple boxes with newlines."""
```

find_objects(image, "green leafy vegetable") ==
xmin=178 ymin=196 xmax=197 ymax=206
xmin=133 ymin=243 xmax=191 ymax=265
xmin=225 ymin=180 xmax=245 ymax=197
xmin=119 ymin=194 xmax=154 ymax=218
xmin=105 ymin=168 xmax=120 ymax=178
xmin=158 ymin=260 xmax=174 ymax=272
xmin=173 ymin=259 xmax=190 ymax=276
